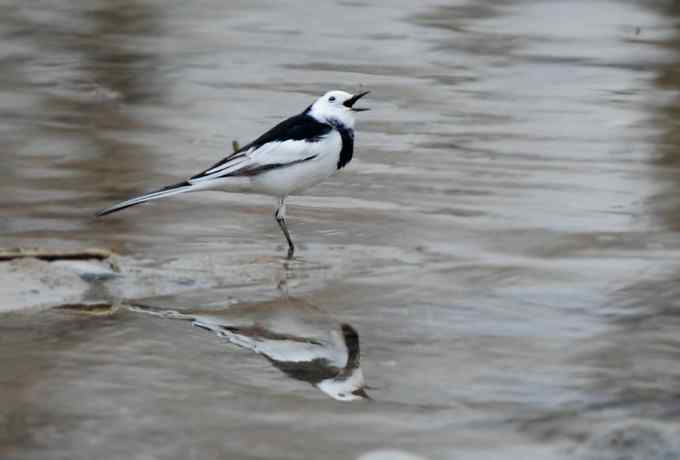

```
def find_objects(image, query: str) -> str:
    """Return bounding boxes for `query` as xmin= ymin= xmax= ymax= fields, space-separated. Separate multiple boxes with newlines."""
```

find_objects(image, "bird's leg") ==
xmin=274 ymin=198 xmax=295 ymax=259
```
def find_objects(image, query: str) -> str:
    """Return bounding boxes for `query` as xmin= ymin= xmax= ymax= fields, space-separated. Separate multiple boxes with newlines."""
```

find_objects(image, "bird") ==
xmin=96 ymin=90 xmax=370 ymax=258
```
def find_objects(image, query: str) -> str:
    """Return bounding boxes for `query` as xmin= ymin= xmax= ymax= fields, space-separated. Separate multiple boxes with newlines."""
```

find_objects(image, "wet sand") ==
xmin=3 ymin=0 xmax=680 ymax=459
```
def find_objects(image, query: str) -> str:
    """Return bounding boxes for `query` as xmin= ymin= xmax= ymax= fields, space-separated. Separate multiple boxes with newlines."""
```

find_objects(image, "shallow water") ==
xmin=3 ymin=0 xmax=680 ymax=458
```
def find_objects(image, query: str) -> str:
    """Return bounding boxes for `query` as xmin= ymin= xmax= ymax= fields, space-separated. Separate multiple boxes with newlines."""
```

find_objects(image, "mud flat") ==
xmin=0 ymin=247 xmax=295 ymax=313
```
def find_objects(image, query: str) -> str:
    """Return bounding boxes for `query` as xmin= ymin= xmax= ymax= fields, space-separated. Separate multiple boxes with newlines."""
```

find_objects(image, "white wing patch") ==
xmin=192 ymin=318 xmax=342 ymax=365
xmin=189 ymin=137 xmax=328 ymax=184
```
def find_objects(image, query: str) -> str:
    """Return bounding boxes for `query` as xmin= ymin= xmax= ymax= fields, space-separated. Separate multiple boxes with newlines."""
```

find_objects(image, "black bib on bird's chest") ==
xmin=329 ymin=120 xmax=354 ymax=170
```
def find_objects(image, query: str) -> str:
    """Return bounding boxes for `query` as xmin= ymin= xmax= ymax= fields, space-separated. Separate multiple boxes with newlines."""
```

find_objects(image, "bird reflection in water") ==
xmin=128 ymin=298 xmax=370 ymax=402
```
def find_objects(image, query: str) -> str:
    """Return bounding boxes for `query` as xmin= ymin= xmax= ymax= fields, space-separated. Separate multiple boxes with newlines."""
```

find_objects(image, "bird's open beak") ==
xmin=351 ymin=387 xmax=372 ymax=400
xmin=344 ymin=91 xmax=370 ymax=111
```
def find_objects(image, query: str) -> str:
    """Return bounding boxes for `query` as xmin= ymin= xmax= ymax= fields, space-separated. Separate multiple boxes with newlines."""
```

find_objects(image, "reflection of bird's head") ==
xmin=316 ymin=324 xmax=370 ymax=401
xmin=342 ymin=323 xmax=361 ymax=369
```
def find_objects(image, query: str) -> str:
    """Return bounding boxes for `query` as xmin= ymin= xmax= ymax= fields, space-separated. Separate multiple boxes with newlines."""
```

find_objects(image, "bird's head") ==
xmin=308 ymin=90 xmax=370 ymax=128
xmin=315 ymin=323 xmax=371 ymax=402
xmin=316 ymin=369 xmax=370 ymax=401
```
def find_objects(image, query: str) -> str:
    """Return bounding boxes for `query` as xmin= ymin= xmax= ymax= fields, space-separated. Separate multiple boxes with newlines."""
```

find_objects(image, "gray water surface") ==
xmin=2 ymin=1 xmax=680 ymax=459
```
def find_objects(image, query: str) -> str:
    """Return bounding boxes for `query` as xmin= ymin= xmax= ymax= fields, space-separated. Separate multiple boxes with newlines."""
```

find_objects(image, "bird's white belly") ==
xmin=251 ymin=151 xmax=339 ymax=197
xmin=246 ymin=131 xmax=343 ymax=197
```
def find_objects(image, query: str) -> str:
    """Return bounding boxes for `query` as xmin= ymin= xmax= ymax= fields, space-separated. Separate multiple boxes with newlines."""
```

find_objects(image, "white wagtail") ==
xmin=96 ymin=90 xmax=370 ymax=258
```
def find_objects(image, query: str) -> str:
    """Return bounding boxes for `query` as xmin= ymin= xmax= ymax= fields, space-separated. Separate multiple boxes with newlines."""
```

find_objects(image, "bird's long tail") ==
xmin=95 ymin=180 xmax=194 ymax=217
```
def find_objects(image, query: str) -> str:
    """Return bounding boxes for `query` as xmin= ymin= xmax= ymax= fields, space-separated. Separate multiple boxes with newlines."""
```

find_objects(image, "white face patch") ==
xmin=316 ymin=370 xmax=367 ymax=401
xmin=309 ymin=90 xmax=357 ymax=128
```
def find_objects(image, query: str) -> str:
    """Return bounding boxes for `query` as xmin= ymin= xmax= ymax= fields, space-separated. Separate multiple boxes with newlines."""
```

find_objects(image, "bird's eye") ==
xmin=329 ymin=96 xmax=336 ymax=102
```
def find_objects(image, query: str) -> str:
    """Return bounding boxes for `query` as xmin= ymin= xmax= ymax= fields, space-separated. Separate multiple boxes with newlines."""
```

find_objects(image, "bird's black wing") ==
xmin=241 ymin=109 xmax=332 ymax=149
xmin=190 ymin=110 xmax=332 ymax=180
